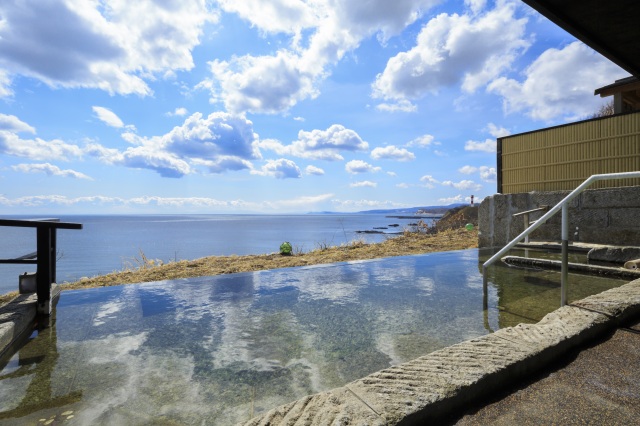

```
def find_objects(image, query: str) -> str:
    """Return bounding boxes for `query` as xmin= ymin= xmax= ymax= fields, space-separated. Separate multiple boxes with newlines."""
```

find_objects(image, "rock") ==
xmin=587 ymin=246 xmax=640 ymax=263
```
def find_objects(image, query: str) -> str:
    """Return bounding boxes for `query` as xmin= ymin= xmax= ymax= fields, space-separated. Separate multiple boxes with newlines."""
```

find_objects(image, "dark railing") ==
xmin=0 ymin=218 xmax=82 ymax=315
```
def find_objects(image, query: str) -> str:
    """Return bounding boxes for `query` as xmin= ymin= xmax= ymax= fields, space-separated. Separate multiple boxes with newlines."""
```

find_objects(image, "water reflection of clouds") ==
xmin=3 ymin=249 xmax=503 ymax=424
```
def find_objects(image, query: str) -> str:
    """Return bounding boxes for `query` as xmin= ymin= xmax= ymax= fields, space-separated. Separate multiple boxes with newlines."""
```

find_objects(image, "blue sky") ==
xmin=0 ymin=0 xmax=627 ymax=214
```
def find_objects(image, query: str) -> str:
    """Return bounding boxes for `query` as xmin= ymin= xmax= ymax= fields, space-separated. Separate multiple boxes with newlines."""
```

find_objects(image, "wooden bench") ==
xmin=0 ymin=218 xmax=82 ymax=315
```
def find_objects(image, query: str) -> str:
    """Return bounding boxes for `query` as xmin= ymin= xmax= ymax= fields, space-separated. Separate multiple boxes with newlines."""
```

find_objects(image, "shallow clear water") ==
xmin=0 ymin=249 xmax=627 ymax=425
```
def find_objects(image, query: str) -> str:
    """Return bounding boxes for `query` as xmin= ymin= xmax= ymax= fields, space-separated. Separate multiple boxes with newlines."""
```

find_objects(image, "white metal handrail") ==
xmin=483 ymin=171 xmax=640 ymax=306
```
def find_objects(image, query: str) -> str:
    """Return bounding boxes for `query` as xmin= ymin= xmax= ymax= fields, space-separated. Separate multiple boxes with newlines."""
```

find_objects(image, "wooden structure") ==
xmin=522 ymin=1 xmax=640 ymax=77
xmin=497 ymin=111 xmax=640 ymax=194
xmin=492 ymin=1 xmax=640 ymax=195
xmin=0 ymin=219 xmax=82 ymax=315
xmin=595 ymin=76 xmax=640 ymax=114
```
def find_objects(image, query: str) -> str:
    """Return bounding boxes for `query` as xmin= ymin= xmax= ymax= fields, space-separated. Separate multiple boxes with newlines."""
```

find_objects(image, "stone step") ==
xmin=516 ymin=241 xmax=640 ymax=263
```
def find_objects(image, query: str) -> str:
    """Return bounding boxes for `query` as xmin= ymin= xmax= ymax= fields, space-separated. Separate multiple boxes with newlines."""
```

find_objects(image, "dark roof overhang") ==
xmin=522 ymin=0 xmax=640 ymax=77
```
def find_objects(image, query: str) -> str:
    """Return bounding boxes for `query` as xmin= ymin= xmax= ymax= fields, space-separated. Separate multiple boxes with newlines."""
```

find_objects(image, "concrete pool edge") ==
xmin=241 ymin=278 xmax=640 ymax=426
xmin=0 ymin=285 xmax=60 ymax=360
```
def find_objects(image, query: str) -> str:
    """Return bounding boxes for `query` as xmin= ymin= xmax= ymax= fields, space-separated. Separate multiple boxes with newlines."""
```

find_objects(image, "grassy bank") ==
xmin=0 ymin=227 xmax=478 ymax=307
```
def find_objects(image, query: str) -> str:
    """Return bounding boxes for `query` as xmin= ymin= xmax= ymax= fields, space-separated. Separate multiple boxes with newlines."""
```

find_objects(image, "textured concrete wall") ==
xmin=478 ymin=186 xmax=640 ymax=248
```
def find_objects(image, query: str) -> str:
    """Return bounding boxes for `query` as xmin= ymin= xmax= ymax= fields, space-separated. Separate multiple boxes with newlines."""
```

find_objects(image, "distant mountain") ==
xmin=308 ymin=203 xmax=467 ymax=215
xmin=357 ymin=203 xmax=466 ymax=215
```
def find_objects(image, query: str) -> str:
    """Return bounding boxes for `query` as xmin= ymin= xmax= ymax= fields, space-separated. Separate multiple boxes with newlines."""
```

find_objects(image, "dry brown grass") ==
xmin=0 ymin=227 xmax=477 ymax=307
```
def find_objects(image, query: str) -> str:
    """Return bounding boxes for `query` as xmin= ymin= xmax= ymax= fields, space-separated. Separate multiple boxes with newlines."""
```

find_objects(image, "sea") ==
xmin=0 ymin=214 xmax=438 ymax=295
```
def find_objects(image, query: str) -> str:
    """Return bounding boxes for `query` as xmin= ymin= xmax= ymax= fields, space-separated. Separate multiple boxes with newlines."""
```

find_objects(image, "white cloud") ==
xmin=488 ymin=41 xmax=626 ymax=121
xmin=396 ymin=183 xmax=410 ymax=188
xmin=386 ymin=171 xmax=397 ymax=177
xmin=12 ymin=162 xmax=92 ymax=180
xmin=486 ymin=123 xmax=510 ymax=138
xmin=372 ymin=2 xmax=529 ymax=104
xmin=191 ymin=156 xmax=253 ymax=174
xmin=439 ymin=194 xmax=464 ymax=204
xmin=305 ymin=165 xmax=325 ymax=175
xmin=345 ymin=160 xmax=381 ymax=174
xmin=465 ymin=0 xmax=487 ymax=15
xmin=330 ymin=198 xmax=408 ymax=210
xmin=420 ymin=174 xmax=439 ymax=189
xmin=442 ymin=179 xmax=482 ymax=191
xmin=0 ymin=131 xmax=84 ymax=161
xmin=459 ymin=165 xmax=478 ymax=174
xmin=0 ymin=193 xmax=336 ymax=212
xmin=370 ymin=145 xmax=415 ymax=161
xmin=479 ymin=166 xmax=496 ymax=182
xmin=350 ymin=180 xmax=377 ymax=188
xmin=205 ymin=50 xmax=318 ymax=115
xmin=87 ymin=112 xmax=261 ymax=178
xmin=259 ymin=124 xmax=368 ymax=161
xmin=293 ymin=116 xmax=305 ymax=122
xmin=255 ymin=158 xmax=302 ymax=179
xmin=216 ymin=0 xmax=316 ymax=35
xmin=375 ymin=99 xmax=417 ymax=113
xmin=0 ymin=1 xmax=217 ymax=97
xmin=0 ymin=113 xmax=36 ymax=133
xmin=200 ymin=0 xmax=440 ymax=114
xmin=458 ymin=165 xmax=495 ymax=182
xmin=92 ymin=106 xmax=124 ymax=128
xmin=465 ymin=138 xmax=495 ymax=153
xmin=406 ymin=134 xmax=436 ymax=147
xmin=166 ymin=107 xmax=189 ymax=117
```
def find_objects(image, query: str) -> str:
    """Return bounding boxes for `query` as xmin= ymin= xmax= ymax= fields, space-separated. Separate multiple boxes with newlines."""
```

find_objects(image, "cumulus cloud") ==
xmin=375 ymin=99 xmax=417 ymax=113
xmin=305 ymin=165 xmax=325 ymax=175
xmin=458 ymin=165 xmax=496 ymax=182
xmin=85 ymin=112 xmax=261 ymax=178
xmin=0 ymin=132 xmax=84 ymax=160
xmin=350 ymin=180 xmax=377 ymax=188
xmin=372 ymin=2 xmax=529 ymax=105
xmin=0 ymin=193 xmax=335 ymax=212
xmin=200 ymin=0 xmax=440 ymax=114
xmin=345 ymin=160 xmax=381 ymax=174
xmin=488 ymin=41 xmax=626 ymax=121
xmin=396 ymin=182 xmax=410 ymax=188
xmin=0 ymin=1 xmax=217 ymax=97
xmin=254 ymin=158 xmax=302 ymax=179
xmin=464 ymin=138 xmax=496 ymax=153
xmin=0 ymin=113 xmax=36 ymax=133
xmin=479 ymin=166 xmax=496 ymax=182
xmin=12 ymin=163 xmax=92 ymax=180
xmin=166 ymin=107 xmax=188 ymax=117
xmin=459 ymin=165 xmax=478 ymax=174
xmin=370 ymin=145 xmax=415 ymax=161
xmin=92 ymin=106 xmax=124 ymax=128
xmin=486 ymin=123 xmax=510 ymax=138
xmin=420 ymin=174 xmax=439 ymax=189
xmin=442 ymin=179 xmax=483 ymax=191
xmin=406 ymin=134 xmax=436 ymax=147
xmin=259 ymin=124 xmax=368 ymax=161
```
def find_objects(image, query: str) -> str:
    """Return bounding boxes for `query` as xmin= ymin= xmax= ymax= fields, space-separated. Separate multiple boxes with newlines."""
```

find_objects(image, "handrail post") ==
xmin=523 ymin=213 xmax=530 ymax=243
xmin=561 ymin=204 xmax=569 ymax=306
xmin=482 ymin=170 xmax=640 ymax=309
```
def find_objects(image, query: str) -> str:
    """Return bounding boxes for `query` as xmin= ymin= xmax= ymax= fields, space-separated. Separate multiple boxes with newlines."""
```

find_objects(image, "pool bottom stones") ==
xmin=241 ymin=279 xmax=640 ymax=426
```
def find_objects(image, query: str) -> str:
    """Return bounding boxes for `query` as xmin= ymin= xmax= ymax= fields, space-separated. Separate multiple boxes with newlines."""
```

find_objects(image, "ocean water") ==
xmin=0 ymin=214 xmax=435 ymax=295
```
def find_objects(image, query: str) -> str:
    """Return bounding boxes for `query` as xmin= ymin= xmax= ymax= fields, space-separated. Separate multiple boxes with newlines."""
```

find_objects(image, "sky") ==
xmin=0 ymin=0 xmax=628 ymax=215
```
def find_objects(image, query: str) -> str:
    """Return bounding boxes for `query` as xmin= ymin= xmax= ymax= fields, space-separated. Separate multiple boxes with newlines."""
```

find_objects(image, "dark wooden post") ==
xmin=36 ymin=226 xmax=53 ymax=315
xmin=0 ymin=218 xmax=82 ymax=316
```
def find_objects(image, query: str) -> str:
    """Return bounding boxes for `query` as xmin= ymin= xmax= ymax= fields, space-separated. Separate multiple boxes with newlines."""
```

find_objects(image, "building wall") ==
xmin=498 ymin=111 xmax=640 ymax=194
xmin=478 ymin=186 xmax=640 ymax=247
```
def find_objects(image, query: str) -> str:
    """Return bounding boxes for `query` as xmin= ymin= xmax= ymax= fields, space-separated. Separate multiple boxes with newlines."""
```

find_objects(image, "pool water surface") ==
xmin=0 ymin=249 xmax=627 ymax=425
